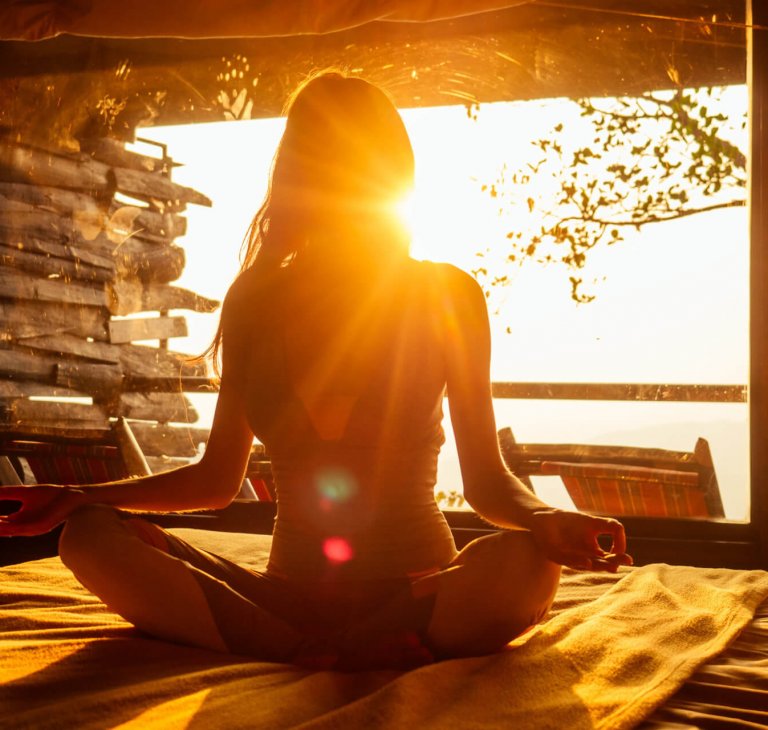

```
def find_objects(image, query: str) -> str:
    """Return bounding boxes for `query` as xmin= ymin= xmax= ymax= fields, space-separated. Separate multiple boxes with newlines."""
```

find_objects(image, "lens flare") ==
xmin=323 ymin=537 xmax=354 ymax=563
xmin=316 ymin=469 xmax=357 ymax=503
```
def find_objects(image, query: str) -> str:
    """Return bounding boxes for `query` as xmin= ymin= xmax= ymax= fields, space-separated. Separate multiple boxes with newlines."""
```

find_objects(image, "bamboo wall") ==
xmin=0 ymin=134 xmax=219 ymax=471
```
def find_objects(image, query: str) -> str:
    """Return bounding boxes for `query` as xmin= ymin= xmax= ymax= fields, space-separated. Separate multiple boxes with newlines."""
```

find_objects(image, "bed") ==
xmin=1 ymin=528 xmax=767 ymax=730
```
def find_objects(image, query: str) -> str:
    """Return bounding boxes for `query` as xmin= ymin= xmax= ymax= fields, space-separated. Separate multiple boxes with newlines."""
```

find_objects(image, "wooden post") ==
xmin=749 ymin=0 xmax=768 ymax=569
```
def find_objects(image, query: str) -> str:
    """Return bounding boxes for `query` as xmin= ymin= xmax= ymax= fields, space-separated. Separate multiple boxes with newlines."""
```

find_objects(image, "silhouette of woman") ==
xmin=0 ymin=73 xmax=631 ymax=669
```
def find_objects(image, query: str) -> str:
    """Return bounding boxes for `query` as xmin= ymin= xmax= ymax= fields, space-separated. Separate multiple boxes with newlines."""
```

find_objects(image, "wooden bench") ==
xmin=0 ymin=418 xmax=153 ymax=565
xmin=497 ymin=426 xmax=725 ymax=519
xmin=0 ymin=417 xmax=151 ymax=485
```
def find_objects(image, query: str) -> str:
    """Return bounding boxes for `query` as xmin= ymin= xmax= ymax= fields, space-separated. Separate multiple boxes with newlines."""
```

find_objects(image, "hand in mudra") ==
xmin=529 ymin=508 xmax=633 ymax=572
xmin=0 ymin=486 xmax=86 ymax=537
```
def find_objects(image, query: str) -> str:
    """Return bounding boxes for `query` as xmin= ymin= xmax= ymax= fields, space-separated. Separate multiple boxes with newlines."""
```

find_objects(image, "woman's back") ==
xmin=236 ymin=256 xmax=457 ymax=580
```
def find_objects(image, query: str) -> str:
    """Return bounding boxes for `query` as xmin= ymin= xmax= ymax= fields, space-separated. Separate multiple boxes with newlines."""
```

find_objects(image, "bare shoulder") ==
xmin=419 ymin=261 xmax=486 ymax=315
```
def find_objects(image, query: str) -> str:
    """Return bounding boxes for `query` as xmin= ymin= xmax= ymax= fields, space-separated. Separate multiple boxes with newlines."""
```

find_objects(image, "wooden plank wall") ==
xmin=0 ymin=133 xmax=219 ymax=470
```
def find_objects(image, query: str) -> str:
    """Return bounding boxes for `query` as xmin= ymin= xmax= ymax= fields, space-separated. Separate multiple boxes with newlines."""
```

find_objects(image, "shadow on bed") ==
xmin=0 ymin=616 xmax=590 ymax=730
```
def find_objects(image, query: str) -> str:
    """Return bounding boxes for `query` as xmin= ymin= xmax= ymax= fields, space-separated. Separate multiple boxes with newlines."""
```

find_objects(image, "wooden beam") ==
xmin=0 ymin=399 xmax=107 ymax=424
xmin=17 ymin=333 xmax=120 ymax=364
xmin=108 ymin=315 xmax=188 ymax=344
xmin=0 ymin=425 xmax=115 ymax=444
xmin=0 ymin=235 xmax=115 ymax=272
xmin=0 ymin=380 xmax=88 ymax=399
xmin=0 ymin=300 xmax=107 ymax=341
xmin=0 ymin=185 xmax=184 ymax=255
xmin=127 ymin=421 xmax=210 ymax=457
xmin=0 ymin=201 xmax=123 ymax=261
xmin=118 ymin=391 xmax=199 ymax=423
xmin=0 ymin=141 xmax=110 ymax=192
xmin=0 ymin=141 xmax=211 ymax=208
xmin=0 ymin=268 xmax=106 ymax=307
xmin=80 ymin=136 xmax=167 ymax=173
xmin=111 ymin=166 xmax=211 ymax=207
xmin=107 ymin=277 xmax=219 ymax=315
xmin=0 ymin=419 xmax=112 ymax=437
xmin=0 ymin=180 xmax=106 ymax=215
xmin=0 ymin=4 xmax=746 ymax=146
xmin=122 ymin=375 xmax=217 ymax=393
xmin=0 ymin=242 xmax=114 ymax=284
xmin=119 ymin=343 xmax=207 ymax=380
xmin=114 ymin=242 xmax=185 ymax=284
xmin=0 ymin=349 xmax=55 ymax=381
xmin=0 ymin=205 xmax=81 ymax=243
xmin=142 ymin=283 xmax=220 ymax=313
xmin=0 ymin=350 xmax=124 ymax=397
xmin=109 ymin=201 xmax=187 ymax=239
xmin=55 ymin=361 xmax=123 ymax=394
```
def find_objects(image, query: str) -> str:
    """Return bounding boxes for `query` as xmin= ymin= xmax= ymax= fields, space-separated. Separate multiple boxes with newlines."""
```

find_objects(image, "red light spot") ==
xmin=323 ymin=537 xmax=354 ymax=563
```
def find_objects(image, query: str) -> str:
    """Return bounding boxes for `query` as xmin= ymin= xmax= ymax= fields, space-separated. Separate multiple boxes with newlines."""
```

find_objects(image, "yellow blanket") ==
xmin=1 ymin=532 xmax=766 ymax=730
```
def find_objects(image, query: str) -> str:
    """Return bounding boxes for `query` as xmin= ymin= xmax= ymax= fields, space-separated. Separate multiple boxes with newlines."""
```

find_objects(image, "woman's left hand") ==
xmin=529 ymin=508 xmax=633 ymax=572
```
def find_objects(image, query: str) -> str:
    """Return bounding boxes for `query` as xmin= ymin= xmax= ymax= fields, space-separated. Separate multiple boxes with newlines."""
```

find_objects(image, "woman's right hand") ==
xmin=529 ymin=508 xmax=633 ymax=572
xmin=0 ymin=486 xmax=87 ymax=537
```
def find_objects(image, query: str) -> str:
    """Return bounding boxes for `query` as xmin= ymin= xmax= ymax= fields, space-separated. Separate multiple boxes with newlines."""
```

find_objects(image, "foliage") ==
xmin=435 ymin=489 xmax=466 ymax=510
xmin=474 ymin=87 xmax=747 ymax=303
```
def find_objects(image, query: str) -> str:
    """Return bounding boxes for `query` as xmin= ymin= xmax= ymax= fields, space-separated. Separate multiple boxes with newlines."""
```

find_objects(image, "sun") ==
xmin=396 ymin=102 xmax=558 ymax=270
xmin=394 ymin=146 xmax=505 ymax=268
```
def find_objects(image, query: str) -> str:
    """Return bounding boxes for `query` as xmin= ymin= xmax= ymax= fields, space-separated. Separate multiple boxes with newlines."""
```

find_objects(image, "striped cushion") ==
xmin=539 ymin=461 xmax=706 ymax=517
xmin=1 ymin=442 xmax=126 ymax=485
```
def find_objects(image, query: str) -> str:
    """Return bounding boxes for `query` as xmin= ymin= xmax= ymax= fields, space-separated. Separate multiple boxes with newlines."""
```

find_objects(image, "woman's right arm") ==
xmin=0 ymin=285 xmax=255 ymax=536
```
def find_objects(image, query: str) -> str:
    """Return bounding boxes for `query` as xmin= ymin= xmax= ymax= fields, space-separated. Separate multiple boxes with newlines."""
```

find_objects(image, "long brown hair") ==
xmin=204 ymin=72 xmax=415 ymax=376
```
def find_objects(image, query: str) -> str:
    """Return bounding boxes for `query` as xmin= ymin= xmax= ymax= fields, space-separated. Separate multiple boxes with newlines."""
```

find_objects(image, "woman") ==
xmin=0 ymin=73 xmax=631 ymax=669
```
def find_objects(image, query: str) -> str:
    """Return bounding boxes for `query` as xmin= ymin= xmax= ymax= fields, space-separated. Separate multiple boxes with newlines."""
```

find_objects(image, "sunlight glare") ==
xmin=394 ymin=190 xmax=416 ymax=240
xmin=398 ymin=102 xmax=564 ymax=268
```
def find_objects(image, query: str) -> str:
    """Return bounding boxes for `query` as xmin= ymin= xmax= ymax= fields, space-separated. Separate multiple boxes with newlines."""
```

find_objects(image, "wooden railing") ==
xmin=490 ymin=382 xmax=747 ymax=403
xmin=171 ymin=378 xmax=748 ymax=403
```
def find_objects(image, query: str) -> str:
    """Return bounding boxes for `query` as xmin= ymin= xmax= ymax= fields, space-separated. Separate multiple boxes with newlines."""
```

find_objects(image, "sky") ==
xmin=136 ymin=93 xmax=751 ymax=519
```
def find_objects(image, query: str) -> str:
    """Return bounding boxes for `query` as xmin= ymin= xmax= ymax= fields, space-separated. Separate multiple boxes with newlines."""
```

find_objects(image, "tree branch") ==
xmin=554 ymin=199 xmax=746 ymax=229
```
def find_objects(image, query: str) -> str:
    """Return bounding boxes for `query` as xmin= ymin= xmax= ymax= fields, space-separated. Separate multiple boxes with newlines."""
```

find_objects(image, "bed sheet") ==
xmin=0 ymin=529 xmax=766 ymax=729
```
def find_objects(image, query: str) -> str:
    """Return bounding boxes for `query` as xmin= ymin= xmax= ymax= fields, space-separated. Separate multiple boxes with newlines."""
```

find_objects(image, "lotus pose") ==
xmin=0 ymin=73 xmax=631 ymax=669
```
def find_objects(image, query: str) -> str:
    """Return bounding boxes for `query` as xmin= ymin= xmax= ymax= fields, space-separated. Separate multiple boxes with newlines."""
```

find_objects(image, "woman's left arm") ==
xmin=441 ymin=265 xmax=631 ymax=571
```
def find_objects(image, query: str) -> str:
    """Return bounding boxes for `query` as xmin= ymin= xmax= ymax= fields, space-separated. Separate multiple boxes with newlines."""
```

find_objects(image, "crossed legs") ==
xmin=424 ymin=530 xmax=561 ymax=657
xmin=342 ymin=530 xmax=562 ymax=660
xmin=59 ymin=505 xmax=560 ymax=664
xmin=58 ymin=504 xmax=304 ymax=661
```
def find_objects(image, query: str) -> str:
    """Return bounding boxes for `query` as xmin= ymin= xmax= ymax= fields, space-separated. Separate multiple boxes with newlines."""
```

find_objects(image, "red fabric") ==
xmin=3 ymin=441 xmax=126 ymax=485
xmin=250 ymin=478 xmax=275 ymax=502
